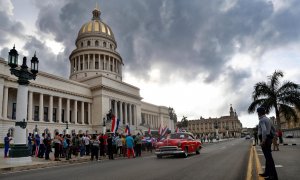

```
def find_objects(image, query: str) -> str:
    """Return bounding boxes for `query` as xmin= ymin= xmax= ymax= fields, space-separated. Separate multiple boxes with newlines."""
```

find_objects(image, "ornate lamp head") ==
xmin=30 ymin=52 xmax=39 ymax=75
xmin=8 ymin=45 xmax=19 ymax=69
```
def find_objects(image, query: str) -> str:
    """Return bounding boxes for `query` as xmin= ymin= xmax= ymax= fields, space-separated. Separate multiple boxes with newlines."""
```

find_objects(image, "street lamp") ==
xmin=214 ymin=121 xmax=219 ymax=140
xmin=34 ymin=125 xmax=38 ymax=135
xmin=8 ymin=46 xmax=39 ymax=158
xmin=65 ymin=121 xmax=69 ymax=135
xmin=102 ymin=117 xmax=106 ymax=134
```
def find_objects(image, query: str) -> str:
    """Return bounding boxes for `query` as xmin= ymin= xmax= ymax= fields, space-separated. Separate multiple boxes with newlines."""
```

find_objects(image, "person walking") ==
xmin=116 ymin=135 xmax=123 ymax=157
xmin=253 ymin=126 xmax=258 ymax=146
xmin=85 ymin=134 xmax=91 ymax=156
xmin=126 ymin=134 xmax=135 ymax=158
xmin=257 ymin=107 xmax=278 ymax=180
xmin=272 ymin=132 xmax=279 ymax=151
xmin=277 ymin=129 xmax=283 ymax=144
xmin=4 ymin=133 xmax=12 ymax=158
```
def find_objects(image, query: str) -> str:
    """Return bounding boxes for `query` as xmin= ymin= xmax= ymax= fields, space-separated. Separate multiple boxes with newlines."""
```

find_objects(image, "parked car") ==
xmin=155 ymin=132 xmax=202 ymax=158
xmin=245 ymin=135 xmax=251 ymax=139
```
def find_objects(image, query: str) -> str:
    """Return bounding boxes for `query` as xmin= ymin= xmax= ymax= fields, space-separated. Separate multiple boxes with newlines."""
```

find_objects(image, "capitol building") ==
xmin=0 ymin=6 xmax=175 ymax=142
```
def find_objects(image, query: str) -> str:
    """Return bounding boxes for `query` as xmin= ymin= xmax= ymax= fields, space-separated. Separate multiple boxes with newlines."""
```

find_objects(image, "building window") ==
xmin=53 ymin=108 xmax=57 ymax=122
xmin=95 ymin=61 xmax=99 ymax=69
xmin=44 ymin=107 xmax=48 ymax=122
xmin=62 ymin=109 xmax=65 ymax=123
xmin=87 ymin=41 xmax=91 ymax=46
xmin=34 ymin=106 xmax=39 ymax=121
xmin=85 ymin=111 xmax=88 ymax=124
xmin=81 ymin=42 xmax=83 ymax=47
xmin=80 ymin=63 xmax=83 ymax=70
xmin=110 ymin=44 xmax=113 ymax=49
xmin=95 ymin=40 xmax=99 ymax=46
xmin=103 ymin=42 xmax=107 ymax=47
xmin=69 ymin=110 xmax=72 ymax=123
xmin=12 ymin=103 xmax=16 ymax=120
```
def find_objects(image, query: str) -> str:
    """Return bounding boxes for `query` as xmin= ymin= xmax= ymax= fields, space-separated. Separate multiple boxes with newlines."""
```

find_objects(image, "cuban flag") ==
xmin=115 ymin=118 xmax=120 ymax=133
xmin=111 ymin=115 xmax=118 ymax=133
xmin=148 ymin=126 xmax=151 ymax=135
xmin=125 ymin=125 xmax=130 ymax=135
xmin=161 ymin=126 xmax=168 ymax=137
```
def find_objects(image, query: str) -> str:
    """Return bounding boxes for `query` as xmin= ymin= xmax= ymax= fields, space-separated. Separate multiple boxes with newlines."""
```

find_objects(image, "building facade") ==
xmin=0 ymin=6 xmax=174 ymax=143
xmin=187 ymin=105 xmax=242 ymax=138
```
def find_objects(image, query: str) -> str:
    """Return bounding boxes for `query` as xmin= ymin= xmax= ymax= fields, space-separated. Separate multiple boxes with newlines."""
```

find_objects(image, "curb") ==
xmin=0 ymin=158 xmax=90 ymax=174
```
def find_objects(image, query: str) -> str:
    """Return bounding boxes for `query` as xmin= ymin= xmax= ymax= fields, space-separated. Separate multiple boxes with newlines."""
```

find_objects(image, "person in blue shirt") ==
xmin=4 ymin=133 xmax=12 ymax=158
xmin=125 ymin=134 xmax=135 ymax=158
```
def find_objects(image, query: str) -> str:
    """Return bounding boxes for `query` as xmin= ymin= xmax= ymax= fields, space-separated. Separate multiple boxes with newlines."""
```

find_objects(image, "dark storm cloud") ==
xmin=23 ymin=36 xmax=67 ymax=77
xmin=31 ymin=0 xmax=300 ymax=84
xmin=0 ymin=6 xmax=25 ymax=44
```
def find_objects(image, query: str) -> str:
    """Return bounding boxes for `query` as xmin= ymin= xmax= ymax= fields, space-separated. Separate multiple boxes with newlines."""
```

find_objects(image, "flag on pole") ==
xmin=158 ymin=124 xmax=161 ymax=135
xmin=111 ymin=115 xmax=117 ymax=133
xmin=115 ymin=118 xmax=120 ymax=133
xmin=148 ymin=126 xmax=151 ymax=135
xmin=161 ymin=126 xmax=168 ymax=137
xmin=125 ymin=125 xmax=130 ymax=135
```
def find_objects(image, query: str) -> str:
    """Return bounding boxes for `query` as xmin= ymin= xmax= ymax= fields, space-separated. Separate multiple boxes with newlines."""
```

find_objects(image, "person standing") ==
xmin=107 ymin=134 xmax=114 ymax=160
xmin=257 ymin=107 xmax=278 ymax=180
xmin=90 ymin=134 xmax=100 ymax=161
xmin=4 ymin=133 xmax=12 ymax=158
xmin=38 ymin=133 xmax=45 ymax=158
xmin=253 ymin=126 xmax=258 ymax=146
xmin=27 ymin=133 xmax=33 ymax=156
xmin=135 ymin=133 xmax=142 ymax=157
xmin=277 ymin=129 xmax=283 ymax=144
xmin=53 ymin=132 xmax=62 ymax=161
xmin=85 ymin=134 xmax=91 ymax=156
xmin=126 ymin=134 xmax=135 ymax=158
xmin=44 ymin=133 xmax=52 ymax=160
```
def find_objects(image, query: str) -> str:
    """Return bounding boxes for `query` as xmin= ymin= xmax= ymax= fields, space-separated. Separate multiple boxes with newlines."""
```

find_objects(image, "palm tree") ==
xmin=248 ymin=70 xmax=300 ymax=130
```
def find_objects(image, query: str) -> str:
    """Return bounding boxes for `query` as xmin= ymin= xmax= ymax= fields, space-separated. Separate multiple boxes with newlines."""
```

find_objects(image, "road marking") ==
xmin=257 ymin=153 xmax=264 ymax=156
xmin=253 ymin=146 xmax=264 ymax=180
xmin=261 ymin=165 xmax=283 ymax=168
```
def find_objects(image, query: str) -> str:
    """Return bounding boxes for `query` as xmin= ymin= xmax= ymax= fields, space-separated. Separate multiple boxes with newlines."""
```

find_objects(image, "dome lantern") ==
xmin=92 ymin=2 xmax=101 ymax=20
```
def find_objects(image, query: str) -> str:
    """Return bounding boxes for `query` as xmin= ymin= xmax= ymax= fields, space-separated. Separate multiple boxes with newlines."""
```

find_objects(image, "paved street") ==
xmin=0 ymin=139 xmax=250 ymax=180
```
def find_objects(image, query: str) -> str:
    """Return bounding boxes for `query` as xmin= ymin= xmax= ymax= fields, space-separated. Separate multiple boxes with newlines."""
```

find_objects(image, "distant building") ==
xmin=279 ymin=108 xmax=300 ymax=130
xmin=187 ymin=105 xmax=243 ymax=138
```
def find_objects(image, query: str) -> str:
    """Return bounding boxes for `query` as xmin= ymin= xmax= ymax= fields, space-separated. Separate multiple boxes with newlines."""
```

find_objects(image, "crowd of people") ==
xmin=24 ymin=131 xmax=157 ymax=161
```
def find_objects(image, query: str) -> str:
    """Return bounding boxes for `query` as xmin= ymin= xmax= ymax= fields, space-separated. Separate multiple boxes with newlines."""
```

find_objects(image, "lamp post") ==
xmin=226 ymin=125 xmax=229 ymax=138
xmin=65 ymin=121 xmax=69 ymax=135
xmin=34 ymin=125 xmax=38 ymax=135
xmin=102 ymin=117 xmax=106 ymax=134
xmin=214 ymin=121 xmax=219 ymax=140
xmin=8 ymin=46 xmax=39 ymax=158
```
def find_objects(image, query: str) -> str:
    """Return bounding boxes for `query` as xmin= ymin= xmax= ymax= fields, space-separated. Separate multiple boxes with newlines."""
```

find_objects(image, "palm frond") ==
xmin=248 ymin=98 xmax=269 ymax=114
xmin=253 ymin=82 xmax=274 ymax=100
xmin=277 ymin=81 xmax=299 ymax=95
xmin=279 ymin=104 xmax=298 ymax=122
xmin=268 ymin=70 xmax=283 ymax=91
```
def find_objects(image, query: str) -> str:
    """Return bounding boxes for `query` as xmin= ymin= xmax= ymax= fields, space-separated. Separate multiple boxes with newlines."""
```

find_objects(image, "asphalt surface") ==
xmin=0 ymin=139 xmax=250 ymax=180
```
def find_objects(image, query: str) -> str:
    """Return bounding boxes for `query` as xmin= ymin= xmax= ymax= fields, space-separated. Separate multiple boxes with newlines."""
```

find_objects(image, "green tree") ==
xmin=168 ymin=107 xmax=177 ymax=123
xmin=248 ymin=70 xmax=300 ymax=129
xmin=176 ymin=116 xmax=188 ymax=128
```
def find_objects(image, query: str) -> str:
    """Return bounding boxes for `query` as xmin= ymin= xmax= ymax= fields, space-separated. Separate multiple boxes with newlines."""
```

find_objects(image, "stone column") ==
xmin=75 ymin=56 xmax=77 ymax=71
xmin=0 ymin=83 xmax=3 ymax=118
xmin=74 ymin=100 xmax=77 ymax=124
xmin=58 ymin=97 xmax=62 ymax=123
xmin=124 ymin=103 xmax=128 ymax=125
xmin=39 ymin=93 xmax=43 ymax=121
xmin=93 ymin=54 xmax=95 ymax=69
xmin=81 ymin=101 xmax=84 ymax=124
xmin=88 ymin=103 xmax=91 ymax=125
xmin=87 ymin=53 xmax=90 ymax=69
xmin=3 ymin=86 xmax=8 ymax=119
xmin=128 ymin=104 xmax=132 ymax=125
xmin=28 ymin=91 xmax=33 ymax=122
xmin=120 ymin=102 xmax=123 ymax=125
xmin=49 ymin=95 xmax=53 ymax=122
xmin=114 ymin=100 xmax=117 ymax=118
xmin=66 ymin=98 xmax=70 ymax=123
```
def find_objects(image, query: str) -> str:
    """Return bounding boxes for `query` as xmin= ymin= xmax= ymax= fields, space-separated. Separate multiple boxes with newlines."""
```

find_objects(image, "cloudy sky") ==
xmin=1 ymin=0 xmax=300 ymax=128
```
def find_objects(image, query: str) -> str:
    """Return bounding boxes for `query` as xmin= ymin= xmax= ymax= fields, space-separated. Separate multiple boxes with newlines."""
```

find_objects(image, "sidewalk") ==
xmin=0 ymin=149 xmax=154 ymax=174
xmin=253 ymin=138 xmax=300 ymax=180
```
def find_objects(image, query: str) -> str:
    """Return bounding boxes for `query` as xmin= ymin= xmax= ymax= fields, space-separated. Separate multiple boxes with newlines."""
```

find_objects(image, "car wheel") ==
xmin=157 ymin=155 xmax=162 ymax=159
xmin=182 ymin=147 xmax=188 ymax=158
xmin=196 ymin=147 xmax=200 ymax=154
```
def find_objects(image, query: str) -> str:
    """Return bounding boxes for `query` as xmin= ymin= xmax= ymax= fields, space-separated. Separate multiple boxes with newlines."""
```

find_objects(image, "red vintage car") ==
xmin=155 ymin=132 xmax=202 ymax=158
